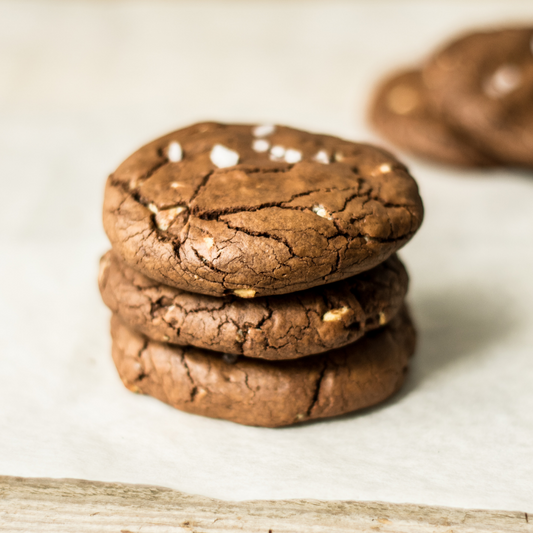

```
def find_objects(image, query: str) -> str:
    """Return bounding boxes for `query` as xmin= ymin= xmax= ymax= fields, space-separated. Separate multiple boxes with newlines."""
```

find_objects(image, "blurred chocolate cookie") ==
xmin=370 ymin=69 xmax=493 ymax=166
xmin=423 ymin=27 xmax=533 ymax=166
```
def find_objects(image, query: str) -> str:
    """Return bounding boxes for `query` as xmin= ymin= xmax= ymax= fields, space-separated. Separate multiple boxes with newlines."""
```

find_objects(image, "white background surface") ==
xmin=1 ymin=0 xmax=532 ymax=512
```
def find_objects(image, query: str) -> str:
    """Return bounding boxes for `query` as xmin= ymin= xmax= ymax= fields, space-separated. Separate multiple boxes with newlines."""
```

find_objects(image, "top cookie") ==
xmin=104 ymin=123 xmax=423 ymax=297
xmin=423 ymin=27 xmax=533 ymax=166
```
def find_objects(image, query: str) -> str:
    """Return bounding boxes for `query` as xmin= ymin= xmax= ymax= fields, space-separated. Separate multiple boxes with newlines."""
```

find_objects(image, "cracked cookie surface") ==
xmin=103 ymin=122 xmax=423 ymax=297
xmin=370 ymin=69 xmax=494 ymax=166
xmin=110 ymin=306 xmax=416 ymax=427
xmin=423 ymin=27 xmax=533 ymax=166
xmin=99 ymin=251 xmax=408 ymax=360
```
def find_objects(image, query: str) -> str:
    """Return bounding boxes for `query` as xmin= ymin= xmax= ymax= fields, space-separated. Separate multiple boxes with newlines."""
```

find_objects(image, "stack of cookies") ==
xmin=370 ymin=27 xmax=533 ymax=168
xmin=99 ymin=122 xmax=424 ymax=427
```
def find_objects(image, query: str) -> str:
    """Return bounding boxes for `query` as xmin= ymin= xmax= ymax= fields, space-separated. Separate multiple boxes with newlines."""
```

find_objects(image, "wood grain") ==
xmin=0 ymin=476 xmax=530 ymax=532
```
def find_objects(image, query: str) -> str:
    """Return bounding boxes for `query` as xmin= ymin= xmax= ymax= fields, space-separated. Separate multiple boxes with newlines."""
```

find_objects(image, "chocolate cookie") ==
xmin=103 ymin=122 xmax=423 ymax=297
xmin=110 ymin=307 xmax=416 ymax=427
xmin=99 ymin=251 xmax=409 ymax=360
xmin=423 ymin=27 xmax=533 ymax=166
xmin=370 ymin=69 xmax=493 ymax=166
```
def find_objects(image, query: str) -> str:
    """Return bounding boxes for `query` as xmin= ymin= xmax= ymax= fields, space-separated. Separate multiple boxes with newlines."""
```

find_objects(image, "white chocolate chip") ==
xmin=253 ymin=139 xmax=270 ymax=152
xmin=312 ymin=204 xmax=332 ymax=220
xmin=334 ymin=152 xmax=344 ymax=162
xmin=167 ymin=305 xmax=175 ymax=312
xmin=171 ymin=182 xmax=184 ymax=188
xmin=284 ymin=148 xmax=302 ymax=163
xmin=270 ymin=145 xmax=286 ymax=160
xmin=314 ymin=150 xmax=330 ymax=164
xmin=484 ymin=64 xmax=522 ymax=98
xmin=379 ymin=163 xmax=392 ymax=173
xmin=147 ymin=203 xmax=159 ymax=214
xmin=155 ymin=206 xmax=186 ymax=231
xmin=253 ymin=124 xmax=275 ymax=137
xmin=203 ymin=236 xmax=214 ymax=249
xmin=195 ymin=387 xmax=208 ymax=400
xmin=322 ymin=307 xmax=350 ymax=322
xmin=364 ymin=235 xmax=370 ymax=243
xmin=379 ymin=311 xmax=387 ymax=326
xmin=210 ymin=144 xmax=240 ymax=168
xmin=233 ymin=289 xmax=256 ymax=298
xmin=167 ymin=141 xmax=182 ymax=162
xmin=162 ymin=335 xmax=170 ymax=342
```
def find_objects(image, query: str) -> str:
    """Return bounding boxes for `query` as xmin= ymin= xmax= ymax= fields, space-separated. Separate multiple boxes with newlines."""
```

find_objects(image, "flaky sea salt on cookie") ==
xmin=103 ymin=122 xmax=423 ymax=297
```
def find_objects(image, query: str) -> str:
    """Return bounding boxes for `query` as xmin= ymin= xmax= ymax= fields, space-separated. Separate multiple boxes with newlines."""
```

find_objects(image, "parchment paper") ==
xmin=0 ymin=0 xmax=532 ymax=512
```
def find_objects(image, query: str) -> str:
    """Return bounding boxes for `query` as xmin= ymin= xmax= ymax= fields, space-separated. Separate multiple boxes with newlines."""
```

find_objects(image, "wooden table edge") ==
xmin=0 ymin=475 xmax=530 ymax=532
